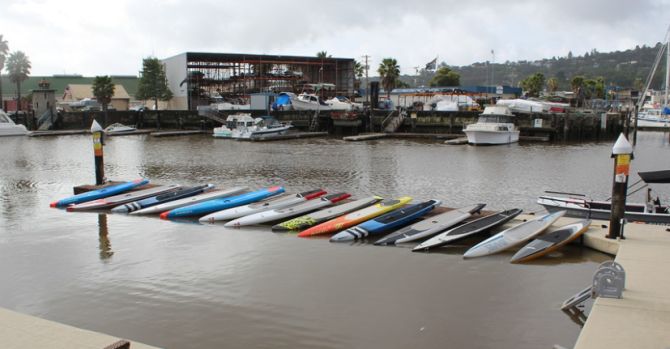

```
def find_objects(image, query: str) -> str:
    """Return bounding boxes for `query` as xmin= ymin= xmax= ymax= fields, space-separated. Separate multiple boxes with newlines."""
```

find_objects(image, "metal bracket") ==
xmin=592 ymin=261 xmax=625 ymax=299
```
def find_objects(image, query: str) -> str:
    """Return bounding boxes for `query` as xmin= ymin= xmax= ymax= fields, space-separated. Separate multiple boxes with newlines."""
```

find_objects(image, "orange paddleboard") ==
xmin=298 ymin=196 xmax=412 ymax=237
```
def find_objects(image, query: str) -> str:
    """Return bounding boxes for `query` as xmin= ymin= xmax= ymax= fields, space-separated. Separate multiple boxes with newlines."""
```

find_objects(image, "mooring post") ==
xmin=608 ymin=133 xmax=633 ymax=239
xmin=91 ymin=119 xmax=105 ymax=185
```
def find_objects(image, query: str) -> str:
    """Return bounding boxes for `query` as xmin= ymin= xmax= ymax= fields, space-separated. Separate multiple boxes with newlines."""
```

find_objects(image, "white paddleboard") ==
xmin=130 ymin=186 xmax=246 ymax=215
xmin=463 ymin=211 xmax=566 ymax=258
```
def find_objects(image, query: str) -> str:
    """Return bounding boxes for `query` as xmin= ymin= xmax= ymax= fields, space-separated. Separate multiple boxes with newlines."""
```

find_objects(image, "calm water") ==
xmin=1 ymin=132 xmax=669 ymax=349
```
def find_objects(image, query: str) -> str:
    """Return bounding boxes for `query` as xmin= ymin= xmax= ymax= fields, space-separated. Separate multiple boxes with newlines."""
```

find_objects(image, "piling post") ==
xmin=91 ymin=120 xmax=105 ymax=185
xmin=607 ymin=133 xmax=634 ymax=239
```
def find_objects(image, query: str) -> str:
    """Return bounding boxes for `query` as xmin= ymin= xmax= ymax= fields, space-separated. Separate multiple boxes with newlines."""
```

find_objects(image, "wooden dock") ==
xmin=150 ymin=130 xmax=210 ymax=137
xmin=28 ymin=130 xmax=89 ymax=137
xmin=106 ymin=129 xmax=155 ymax=136
xmin=343 ymin=133 xmax=388 ymax=141
xmin=238 ymin=131 xmax=329 ymax=142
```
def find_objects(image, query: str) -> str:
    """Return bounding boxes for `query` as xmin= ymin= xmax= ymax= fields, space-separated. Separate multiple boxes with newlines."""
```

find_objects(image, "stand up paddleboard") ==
xmin=510 ymin=219 xmax=591 ymax=263
xmin=272 ymin=196 xmax=381 ymax=232
xmin=50 ymin=179 xmax=149 ymax=208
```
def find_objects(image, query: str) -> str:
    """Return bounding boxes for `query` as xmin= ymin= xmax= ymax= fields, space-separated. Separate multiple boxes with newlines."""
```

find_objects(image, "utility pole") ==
xmin=413 ymin=66 xmax=420 ymax=87
xmin=362 ymin=54 xmax=371 ymax=104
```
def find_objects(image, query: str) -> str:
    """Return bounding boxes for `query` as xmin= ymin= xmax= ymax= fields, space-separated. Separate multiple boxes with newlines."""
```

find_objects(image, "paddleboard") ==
xmin=412 ymin=208 xmax=523 ymax=251
xmin=130 ymin=186 xmax=246 ymax=215
xmin=223 ymin=192 xmax=350 ymax=227
xmin=510 ymin=219 xmax=591 ymax=263
xmin=161 ymin=186 xmax=285 ymax=219
xmin=201 ymin=189 xmax=326 ymax=223
xmin=50 ymin=179 xmax=149 ymax=207
xmin=374 ymin=203 xmax=486 ymax=245
xmin=272 ymin=196 xmax=381 ymax=232
xmin=67 ymin=184 xmax=177 ymax=211
xmin=111 ymin=184 xmax=214 ymax=213
xmin=463 ymin=211 xmax=566 ymax=258
xmin=330 ymin=200 xmax=440 ymax=242
xmin=298 ymin=196 xmax=412 ymax=237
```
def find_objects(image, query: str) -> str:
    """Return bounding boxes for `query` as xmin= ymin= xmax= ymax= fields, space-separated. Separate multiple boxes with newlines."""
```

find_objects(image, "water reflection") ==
xmin=97 ymin=214 xmax=113 ymax=261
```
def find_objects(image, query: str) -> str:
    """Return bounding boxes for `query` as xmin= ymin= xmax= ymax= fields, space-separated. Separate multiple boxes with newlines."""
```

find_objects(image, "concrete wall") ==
xmin=162 ymin=53 xmax=188 ymax=109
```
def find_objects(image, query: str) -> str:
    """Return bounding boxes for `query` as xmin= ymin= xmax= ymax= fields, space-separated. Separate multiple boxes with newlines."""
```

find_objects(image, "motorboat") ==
xmin=426 ymin=94 xmax=478 ymax=111
xmin=0 ymin=109 xmax=28 ymax=136
xmin=231 ymin=116 xmax=292 ymax=139
xmin=637 ymin=108 xmax=670 ymax=128
xmin=538 ymin=170 xmax=670 ymax=225
xmin=325 ymin=96 xmax=363 ymax=111
xmin=463 ymin=105 xmax=519 ymax=145
xmin=213 ymin=113 xmax=254 ymax=138
xmin=495 ymin=99 xmax=547 ymax=114
xmin=291 ymin=93 xmax=331 ymax=111
xmin=271 ymin=92 xmax=296 ymax=111
xmin=104 ymin=123 xmax=136 ymax=135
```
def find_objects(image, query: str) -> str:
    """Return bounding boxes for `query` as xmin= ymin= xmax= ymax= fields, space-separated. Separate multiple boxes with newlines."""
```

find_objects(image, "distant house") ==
xmin=62 ymin=84 xmax=131 ymax=111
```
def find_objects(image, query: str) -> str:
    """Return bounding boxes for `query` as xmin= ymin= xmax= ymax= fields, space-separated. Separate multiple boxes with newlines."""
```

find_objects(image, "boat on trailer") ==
xmin=538 ymin=170 xmax=670 ymax=224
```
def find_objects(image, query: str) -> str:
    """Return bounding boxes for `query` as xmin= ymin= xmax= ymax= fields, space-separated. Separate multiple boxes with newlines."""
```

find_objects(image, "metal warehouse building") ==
xmin=162 ymin=52 xmax=355 ymax=110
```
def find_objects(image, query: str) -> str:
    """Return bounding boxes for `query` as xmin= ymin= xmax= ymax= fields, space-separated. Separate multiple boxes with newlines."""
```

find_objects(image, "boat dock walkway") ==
xmin=28 ymin=130 xmax=89 ymax=137
xmin=343 ymin=132 xmax=462 ymax=142
xmin=571 ymin=219 xmax=670 ymax=349
xmin=150 ymin=130 xmax=210 ymax=137
xmin=0 ymin=307 xmax=160 ymax=349
xmin=238 ymin=131 xmax=329 ymax=142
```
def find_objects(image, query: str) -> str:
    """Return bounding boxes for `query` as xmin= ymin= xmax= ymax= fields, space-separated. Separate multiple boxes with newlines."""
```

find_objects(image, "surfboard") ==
xmin=66 ymin=184 xmax=179 ymax=211
xmin=463 ymin=211 xmax=566 ymax=259
xmin=111 ymin=184 xmax=214 ymax=213
xmin=298 ymin=197 xmax=412 ymax=237
xmin=222 ymin=193 xmax=350 ymax=227
xmin=374 ymin=203 xmax=486 ymax=245
xmin=130 ymin=186 xmax=246 ymax=215
xmin=50 ymin=179 xmax=149 ymax=208
xmin=510 ymin=219 xmax=591 ymax=263
xmin=412 ymin=208 xmax=523 ymax=251
xmin=330 ymin=200 xmax=440 ymax=242
xmin=160 ymin=186 xmax=285 ymax=219
xmin=200 ymin=189 xmax=326 ymax=223
xmin=272 ymin=196 xmax=382 ymax=232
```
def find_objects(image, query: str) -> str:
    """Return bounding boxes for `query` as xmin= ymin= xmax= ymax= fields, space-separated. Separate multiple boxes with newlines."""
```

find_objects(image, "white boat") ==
xmin=104 ymin=123 xmax=136 ymax=135
xmin=495 ymin=99 xmax=548 ymax=114
xmin=325 ymin=96 xmax=363 ymax=111
xmin=213 ymin=113 xmax=254 ymax=138
xmin=637 ymin=108 xmax=670 ymax=128
xmin=291 ymin=93 xmax=331 ymax=111
xmin=0 ymin=109 xmax=28 ymax=136
xmin=463 ymin=105 xmax=520 ymax=145
xmin=230 ymin=116 xmax=292 ymax=139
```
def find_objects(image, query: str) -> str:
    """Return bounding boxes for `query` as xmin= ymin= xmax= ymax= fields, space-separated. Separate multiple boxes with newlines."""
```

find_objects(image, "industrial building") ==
xmin=162 ymin=52 xmax=356 ymax=110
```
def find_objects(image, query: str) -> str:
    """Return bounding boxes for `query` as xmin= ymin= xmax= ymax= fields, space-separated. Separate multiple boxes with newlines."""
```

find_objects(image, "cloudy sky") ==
xmin=2 ymin=0 xmax=669 ymax=76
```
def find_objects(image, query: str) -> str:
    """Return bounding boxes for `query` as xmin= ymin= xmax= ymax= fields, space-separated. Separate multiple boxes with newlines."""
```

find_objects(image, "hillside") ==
xmin=398 ymin=43 xmax=667 ymax=90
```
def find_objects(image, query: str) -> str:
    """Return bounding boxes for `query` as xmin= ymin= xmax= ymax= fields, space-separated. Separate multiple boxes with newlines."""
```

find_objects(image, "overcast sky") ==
xmin=2 ymin=0 xmax=670 ymax=76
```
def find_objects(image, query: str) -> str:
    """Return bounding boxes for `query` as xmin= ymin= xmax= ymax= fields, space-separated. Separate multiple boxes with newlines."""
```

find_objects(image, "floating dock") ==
xmin=237 ymin=132 xmax=329 ymax=142
xmin=571 ymin=219 xmax=670 ymax=349
xmin=150 ymin=130 xmax=209 ymax=137
xmin=343 ymin=133 xmax=388 ymax=141
xmin=28 ymin=130 xmax=89 ymax=137
xmin=0 ymin=307 xmax=160 ymax=349
xmin=106 ymin=129 xmax=155 ymax=136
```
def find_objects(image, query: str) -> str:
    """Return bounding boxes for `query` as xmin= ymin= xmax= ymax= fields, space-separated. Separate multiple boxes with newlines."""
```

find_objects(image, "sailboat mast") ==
xmin=665 ymin=40 xmax=669 ymax=107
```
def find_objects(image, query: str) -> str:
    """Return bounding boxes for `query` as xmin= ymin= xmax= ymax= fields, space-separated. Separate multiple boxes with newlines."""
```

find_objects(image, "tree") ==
xmin=316 ymin=51 xmax=331 ymax=59
xmin=0 ymin=35 xmax=8 ymax=108
xmin=571 ymin=75 xmax=585 ymax=92
xmin=5 ymin=51 xmax=30 ymax=111
xmin=353 ymin=60 xmax=364 ymax=79
xmin=377 ymin=58 xmax=400 ymax=98
xmin=519 ymin=73 xmax=545 ymax=97
xmin=546 ymin=77 xmax=559 ymax=93
xmin=92 ymin=75 xmax=115 ymax=125
xmin=429 ymin=66 xmax=460 ymax=87
xmin=136 ymin=57 xmax=173 ymax=110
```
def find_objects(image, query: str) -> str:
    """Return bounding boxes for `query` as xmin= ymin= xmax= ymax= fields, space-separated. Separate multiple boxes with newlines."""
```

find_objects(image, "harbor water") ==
xmin=1 ymin=132 xmax=668 ymax=349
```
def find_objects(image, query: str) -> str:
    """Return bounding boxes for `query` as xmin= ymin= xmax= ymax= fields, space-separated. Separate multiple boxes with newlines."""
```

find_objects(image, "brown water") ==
xmin=1 ymin=132 xmax=668 ymax=348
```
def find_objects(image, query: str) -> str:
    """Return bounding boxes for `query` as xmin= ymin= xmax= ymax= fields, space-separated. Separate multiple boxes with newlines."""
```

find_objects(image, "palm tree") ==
xmin=546 ymin=77 xmax=558 ymax=94
xmin=0 ymin=35 xmax=9 ymax=108
xmin=378 ymin=58 xmax=400 ymax=98
xmin=5 ymin=51 xmax=31 ymax=112
xmin=92 ymin=75 xmax=115 ymax=125
xmin=316 ymin=51 xmax=331 ymax=59
xmin=354 ymin=60 xmax=364 ymax=79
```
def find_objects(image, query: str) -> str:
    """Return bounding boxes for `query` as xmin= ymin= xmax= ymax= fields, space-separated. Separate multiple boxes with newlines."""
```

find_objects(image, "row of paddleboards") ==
xmin=50 ymin=179 xmax=591 ymax=262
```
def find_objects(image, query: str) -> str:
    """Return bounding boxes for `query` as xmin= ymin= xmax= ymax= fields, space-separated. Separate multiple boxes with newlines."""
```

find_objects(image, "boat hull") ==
xmin=463 ymin=130 xmax=520 ymax=145
xmin=537 ymin=196 xmax=670 ymax=224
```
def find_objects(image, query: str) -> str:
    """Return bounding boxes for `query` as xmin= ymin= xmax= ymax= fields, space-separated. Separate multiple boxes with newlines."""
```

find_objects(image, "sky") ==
xmin=2 ymin=0 xmax=670 ymax=76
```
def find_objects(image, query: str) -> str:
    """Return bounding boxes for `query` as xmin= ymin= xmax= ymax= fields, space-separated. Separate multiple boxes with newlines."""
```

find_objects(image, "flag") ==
xmin=425 ymin=57 xmax=437 ymax=71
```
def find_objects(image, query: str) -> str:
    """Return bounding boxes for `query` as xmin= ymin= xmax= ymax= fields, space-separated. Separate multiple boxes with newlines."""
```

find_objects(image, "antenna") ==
xmin=362 ymin=54 xmax=371 ymax=104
